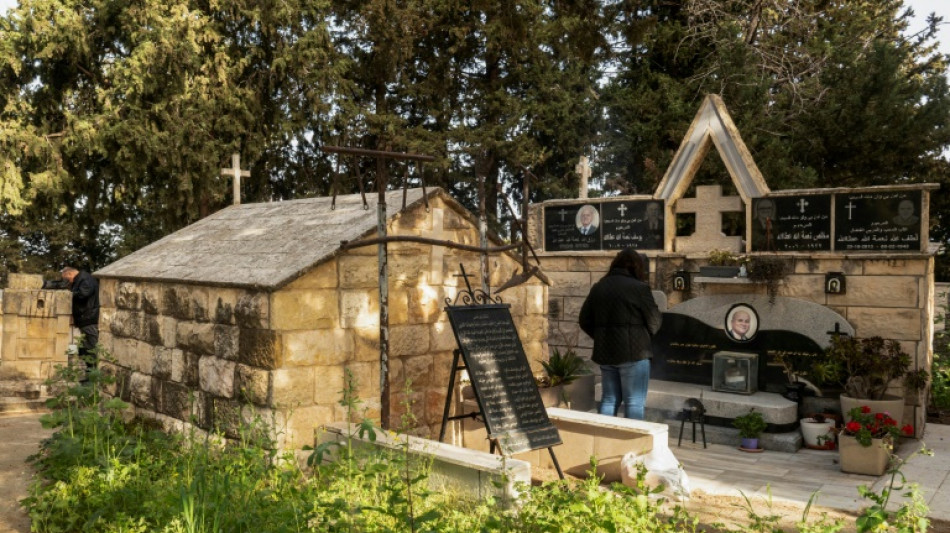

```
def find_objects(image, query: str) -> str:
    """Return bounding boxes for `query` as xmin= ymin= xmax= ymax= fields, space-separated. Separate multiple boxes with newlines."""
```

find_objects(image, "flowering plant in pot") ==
xmin=841 ymin=406 xmax=913 ymax=446
xmin=838 ymin=405 xmax=914 ymax=475
xmin=800 ymin=413 xmax=837 ymax=450
xmin=811 ymin=336 xmax=911 ymax=423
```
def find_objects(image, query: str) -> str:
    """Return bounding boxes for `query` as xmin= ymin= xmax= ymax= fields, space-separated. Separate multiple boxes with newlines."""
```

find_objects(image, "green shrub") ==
xmin=540 ymin=348 xmax=589 ymax=387
xmin=733 ymin=409 xmax=768 ymax=439
xmin=22 ymin=348 xmax=932 ymax=533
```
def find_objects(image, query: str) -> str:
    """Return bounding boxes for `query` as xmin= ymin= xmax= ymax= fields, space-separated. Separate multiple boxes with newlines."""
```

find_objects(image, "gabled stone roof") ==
xmin=96 ymin=188 xmax=431 ymax=290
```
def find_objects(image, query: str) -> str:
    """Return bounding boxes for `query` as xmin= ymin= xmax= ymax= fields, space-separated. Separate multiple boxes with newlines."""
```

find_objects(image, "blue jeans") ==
xmin=599 ymin=359 xmax=650 ymax=419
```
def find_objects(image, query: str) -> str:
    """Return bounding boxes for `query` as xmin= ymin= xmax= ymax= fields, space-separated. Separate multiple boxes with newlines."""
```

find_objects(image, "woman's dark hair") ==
xmin=608 ymin=248 xmax=647 ymax=281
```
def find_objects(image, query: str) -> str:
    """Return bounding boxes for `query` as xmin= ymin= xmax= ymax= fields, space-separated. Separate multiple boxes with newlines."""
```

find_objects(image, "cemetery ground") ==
xmin=3 ymin=373 xmax=949 ymax=533
xmin=0 ymin=413 xmax=52 ymax=533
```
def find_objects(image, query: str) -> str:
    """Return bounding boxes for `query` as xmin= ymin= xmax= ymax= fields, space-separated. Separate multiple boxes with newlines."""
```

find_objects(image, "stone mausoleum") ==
xmin=95 ymin=188 xmax=547 ymax=446
xmin=530 ymin=95 xmax=937 ymax=442
xmin=0 ymin=273 xmax=72 ymax=404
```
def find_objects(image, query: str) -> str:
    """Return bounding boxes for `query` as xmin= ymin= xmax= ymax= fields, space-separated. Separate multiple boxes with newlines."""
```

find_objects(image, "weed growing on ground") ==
xmin=855 ymin=445 xmax=932 ymax=533
xmin=22 ymin=350 xmax=936 ymax=532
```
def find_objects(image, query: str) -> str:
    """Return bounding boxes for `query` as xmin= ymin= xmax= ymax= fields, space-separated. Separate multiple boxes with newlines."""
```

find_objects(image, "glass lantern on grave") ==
xmin=712 ymin=351 xmax=758 ymax=395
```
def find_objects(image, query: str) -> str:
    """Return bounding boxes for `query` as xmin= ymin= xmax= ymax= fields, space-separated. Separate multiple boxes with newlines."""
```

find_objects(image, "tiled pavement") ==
xmin=670 ymin=423 xmax=950 ymax=522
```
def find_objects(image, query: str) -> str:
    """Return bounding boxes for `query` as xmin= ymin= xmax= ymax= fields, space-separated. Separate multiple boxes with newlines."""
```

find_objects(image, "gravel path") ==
xmin=0 ymin=414 xmax=52 ymax=533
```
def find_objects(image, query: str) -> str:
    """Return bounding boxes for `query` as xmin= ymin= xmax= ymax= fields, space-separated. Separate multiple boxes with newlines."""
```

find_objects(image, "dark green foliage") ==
xmin=732 ymin=408 xmax=768 ymax=439
xmin=24 ymin=348 xmax=934 ymax=532
xmin=811 ymin=336 xmax=912 ymax=400
xmin=540 ymin=347 xmax=590 ymax=387
xmin=2 ymin=0 xmax=949 ymax=278
xmin=930 ymin=299 xmax=950 ymax=410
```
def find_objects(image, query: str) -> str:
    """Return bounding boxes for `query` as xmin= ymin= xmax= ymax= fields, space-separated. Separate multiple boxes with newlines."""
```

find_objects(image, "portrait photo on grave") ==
xmin=725 ymin=304 xmax=758 ymax=342
xmin=576 ymin=204 xmax=600 ymax=235
xmin=892 ymin=199 xmax=920 ymax=227
xmin=750 ymin=198 xmax=776 ymax=251
xmin=642 ymin=201 xmax=664 ymax=248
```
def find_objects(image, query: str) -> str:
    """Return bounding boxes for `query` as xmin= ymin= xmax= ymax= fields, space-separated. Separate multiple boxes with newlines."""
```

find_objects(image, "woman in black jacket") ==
xmin=579 ymin=248 xmax=661 ymax=419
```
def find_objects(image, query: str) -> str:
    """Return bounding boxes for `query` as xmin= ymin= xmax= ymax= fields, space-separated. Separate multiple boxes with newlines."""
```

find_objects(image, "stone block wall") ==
xmin=541 ymin=250 xmax=935 ymax=434
xmin=98 ymin=280 xmax=278 ymax=441
xmin=0 ymin=274 xmax=72 ymax=385
xmin=100 ymin=195 xmax=547 ymax=447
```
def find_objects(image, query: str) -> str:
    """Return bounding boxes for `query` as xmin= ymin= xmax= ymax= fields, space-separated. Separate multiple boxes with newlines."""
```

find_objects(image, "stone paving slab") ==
xmin=0 ymin=413 xmax=53 ymax=533
xmin=670 ymin=423 xmax=950 ymax=523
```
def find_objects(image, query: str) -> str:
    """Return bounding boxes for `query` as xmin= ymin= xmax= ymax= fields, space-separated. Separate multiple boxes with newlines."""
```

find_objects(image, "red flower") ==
xmin=844 ymin=406 xmax=909 ymax=446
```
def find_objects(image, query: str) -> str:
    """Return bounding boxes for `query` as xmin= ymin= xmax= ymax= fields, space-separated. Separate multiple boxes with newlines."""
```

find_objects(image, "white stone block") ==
xmin=198 ymin=356 xmax=236 ymax=398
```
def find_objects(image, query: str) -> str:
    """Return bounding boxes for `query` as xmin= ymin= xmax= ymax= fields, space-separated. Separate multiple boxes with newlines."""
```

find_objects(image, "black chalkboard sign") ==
xmin=445 ymin=304 xmax=561 ymax=455
xmin=835 ymin=191 xmax=922 ymax=251
xmin=750 ymin=195 xmax=832 ymax=252
xmin=601 ymin=200 xmax=665 ymax=250
xmin=544 ymin=204 xmax=601 ymax=251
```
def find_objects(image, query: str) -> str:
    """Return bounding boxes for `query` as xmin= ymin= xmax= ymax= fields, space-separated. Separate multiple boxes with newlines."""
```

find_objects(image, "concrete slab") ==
xmin=319 ymin=422 xmax=531 ymax=503
xmin=670 ymin=425 xmax=950 ymax=526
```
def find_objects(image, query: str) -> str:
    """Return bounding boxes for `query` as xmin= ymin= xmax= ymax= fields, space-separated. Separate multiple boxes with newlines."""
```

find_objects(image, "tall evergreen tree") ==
xmin=1 ymin=0 xmax=948 ymax=279
xmin=0 ymin=0 xmax=341 ymax=277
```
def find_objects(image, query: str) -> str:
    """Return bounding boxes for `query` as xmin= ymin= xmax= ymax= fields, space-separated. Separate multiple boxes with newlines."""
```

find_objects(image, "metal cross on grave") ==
xmin=673 ymin=184 xmax=743 ymax=253
xmin=220 ymin=153 xmax=251 ymax=205
xmin=826 ymin=322 xmax=850 ymax=340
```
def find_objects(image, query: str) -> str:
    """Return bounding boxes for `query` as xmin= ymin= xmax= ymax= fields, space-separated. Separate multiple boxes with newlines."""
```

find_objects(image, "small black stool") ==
xmin=677 ymin=398 xmax=707 ymax=448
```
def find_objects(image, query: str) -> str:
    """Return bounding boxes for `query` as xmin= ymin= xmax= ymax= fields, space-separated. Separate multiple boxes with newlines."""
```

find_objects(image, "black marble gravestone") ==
xmin=750 ymin=195 xmax=832 ymax=252
xmin=835 ymin=191 xmax=921 ymax=251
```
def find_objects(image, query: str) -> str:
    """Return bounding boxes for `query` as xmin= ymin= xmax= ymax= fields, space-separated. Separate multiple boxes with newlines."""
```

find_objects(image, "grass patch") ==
xmin=22 ymin=358 xmax=930 ymax=532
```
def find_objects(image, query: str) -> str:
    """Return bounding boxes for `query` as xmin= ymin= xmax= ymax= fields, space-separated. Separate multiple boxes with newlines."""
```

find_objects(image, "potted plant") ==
xmin=771 ymin=351 xmax=816 ymax=404
xmin=800 ymin=413 xmax=837 ymax=450
xmin=733 ymin=408 xmax=768 ymax=451
xmin=838 ymin=405 xmax=914 ymax=475
xmin=699 ymin=249 xmax=742 ymax=278
xmin=537 ymin=348 xmax=590 ymax=409
xmin=811 ymin=336 xmax=911 ymax=424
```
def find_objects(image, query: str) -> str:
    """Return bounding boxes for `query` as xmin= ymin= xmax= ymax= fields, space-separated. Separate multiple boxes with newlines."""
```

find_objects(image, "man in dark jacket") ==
xmin=579 ymin=249 xmax=661 ymax=419
xmin=61 ymin=267 xmax=100 ymax=370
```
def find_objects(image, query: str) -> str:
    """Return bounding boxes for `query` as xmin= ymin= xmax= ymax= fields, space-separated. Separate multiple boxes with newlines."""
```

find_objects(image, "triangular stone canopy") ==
xmin=652 ymin=95 xmax=771 ymax=252
xmin=654 ymin=94 xmax=770 ymax=203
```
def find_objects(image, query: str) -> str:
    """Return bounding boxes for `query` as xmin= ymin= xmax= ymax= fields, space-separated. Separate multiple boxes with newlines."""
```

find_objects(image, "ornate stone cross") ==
xmin=674 ymin=185 xmax=743 ymax=253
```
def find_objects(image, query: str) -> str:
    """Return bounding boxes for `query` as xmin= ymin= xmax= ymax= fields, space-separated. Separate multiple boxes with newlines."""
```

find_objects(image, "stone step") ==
xmin=0 ymin=396 xmax=50 ymax=417
xmin=595 ymin=379 xmax=804 ymax=452
xmin=0 ymin=380 xmax=50 ymax=399
xmin=649 ymin=413 xmax=803 ymax=452
xmin=645 ymin=379 xmax=799 ymax=426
